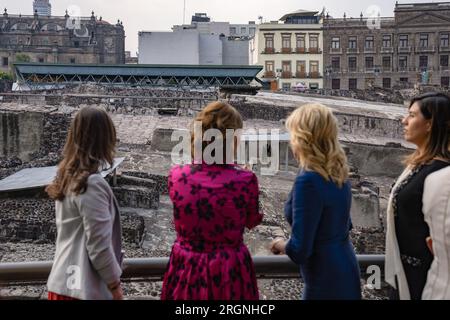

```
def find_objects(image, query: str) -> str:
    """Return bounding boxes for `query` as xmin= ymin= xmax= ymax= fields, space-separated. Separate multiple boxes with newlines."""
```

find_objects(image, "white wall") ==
xmin=222 ymin=38 xmax=250 ymax=65
xmin=138 ymin=23 xmax=251 ymax=65
xmin=199 ymin=34 xmax=222 ymax=65
xmin=138 ymin=31 xmax=199 ymax=64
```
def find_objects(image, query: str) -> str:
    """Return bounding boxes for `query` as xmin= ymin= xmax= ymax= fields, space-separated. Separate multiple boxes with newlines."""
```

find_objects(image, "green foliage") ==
xmin=15 ymin=54 xmax=31 ymax=63
xmin=0 ymin=72 xmax=13 ymax=81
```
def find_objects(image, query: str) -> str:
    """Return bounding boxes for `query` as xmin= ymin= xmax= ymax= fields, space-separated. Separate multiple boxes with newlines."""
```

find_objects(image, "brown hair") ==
xmin=190 ymin=101 xmax=243 ymax=164
xmin=286 ymin=104 xmax=349 ymax=187
xmin=46 ymin=107 xmax=117 ymax=200
xmin=405 ymin=92 xmax=450 ymax=166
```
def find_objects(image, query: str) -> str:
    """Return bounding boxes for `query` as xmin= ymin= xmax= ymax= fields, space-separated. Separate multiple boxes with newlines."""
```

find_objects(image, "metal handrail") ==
xmin=0 ymin=255 xmax=385 ymax=285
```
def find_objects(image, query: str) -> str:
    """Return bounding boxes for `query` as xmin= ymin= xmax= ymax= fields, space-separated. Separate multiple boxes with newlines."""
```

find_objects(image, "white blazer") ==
xmin=385 ymin=167 xmax=412 ymax=300
xmin=422 ymin=166 xmax=450 ymax=300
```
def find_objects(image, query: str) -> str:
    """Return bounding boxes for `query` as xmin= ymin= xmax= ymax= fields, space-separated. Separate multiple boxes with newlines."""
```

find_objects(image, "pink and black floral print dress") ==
xmin=161 ymin=163 xmax=263 ymax=300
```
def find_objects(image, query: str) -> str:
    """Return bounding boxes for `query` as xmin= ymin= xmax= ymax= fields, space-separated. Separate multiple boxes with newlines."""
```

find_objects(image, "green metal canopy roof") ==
xmin=13 ymin=63 xmax=263 ymax=89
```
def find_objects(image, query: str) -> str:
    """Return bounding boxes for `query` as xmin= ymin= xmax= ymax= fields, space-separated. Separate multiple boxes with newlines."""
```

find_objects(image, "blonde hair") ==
xmin=286 ymin=103 xmax=349 ymax=187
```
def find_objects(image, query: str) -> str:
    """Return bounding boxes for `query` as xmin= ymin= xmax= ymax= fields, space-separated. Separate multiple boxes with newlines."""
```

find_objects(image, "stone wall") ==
xmin=0 ymin=111 xmax=43 ymax=161
xmin=344 ymin=142 xmax=411 ymax=178
xmin=231 ymin=99 xmax=404 ymax=140
xmin=0 ymin=109 xmax=69 ymax=161
xmin=0 ymin=109 xmax=70 ymax=180
xmin=0 ymin=197 xmax=56 ymax=243
xmin=122 ymin=171 xmax=169 ymax=195
xmin=0 ymin=190 xmax=147 ymax=245
xmin=0 ymin=80 xmax=12 ymax=93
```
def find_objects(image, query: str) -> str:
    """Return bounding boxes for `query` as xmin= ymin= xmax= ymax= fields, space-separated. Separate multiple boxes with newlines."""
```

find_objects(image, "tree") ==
xmin=0 ymin=72 xmax=13 ymax=81
xmin=15 ymin=54 xmax=31 ymax=63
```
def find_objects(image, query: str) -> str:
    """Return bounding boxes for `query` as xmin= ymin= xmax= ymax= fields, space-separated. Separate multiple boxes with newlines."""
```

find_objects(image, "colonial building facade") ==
xmin=323 ymin=2 xmax=450 ymax=90
xmin=0 ymin=9 xmax=125 ymax=73
xmin=251 ymin=10 xmax=324 ymax=90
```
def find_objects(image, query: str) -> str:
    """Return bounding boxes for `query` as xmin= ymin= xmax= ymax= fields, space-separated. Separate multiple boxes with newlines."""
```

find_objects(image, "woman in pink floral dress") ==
xmin=161 ymin=101 xmax=263 ymax=300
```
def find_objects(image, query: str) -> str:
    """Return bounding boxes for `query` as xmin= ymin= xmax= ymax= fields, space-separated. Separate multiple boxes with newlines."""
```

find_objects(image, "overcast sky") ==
xmin=2 ymin=0 xmax=432 ymax=55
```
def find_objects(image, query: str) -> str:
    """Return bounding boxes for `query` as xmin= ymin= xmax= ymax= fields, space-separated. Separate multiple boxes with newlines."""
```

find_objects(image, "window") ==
xmin=241 ymin=27 xmax=246 ymax=34
xmin=419 ymin=56 xmax=428 ymax=69
xmin=309 ymin=34 xmax=318 ymax=49
xmin=365 ymin=56 xmax=374 ymax=69
xmin=382 ymin=56 xmax=391 ymax=69
xmin=382 ymin=35 xmax=392 ymax=48
xmin=282 ymin=61 xmax=292 ymax=73
xmin=383 ymin=78 xmax=391 ymax=88
xmin=349 ymin=78 xmax=357 ymax=90
xmin=265 ymin=61 xmax=274 ymax=76
xmin=296 ymin=61 xmax=306 ymax=73
xmin=331 ymin=37 xmax=340 ymax=49
xmin=332 ymin=79 xmax=341 ymax=90
xmin=442 ymin=77 xmax=450 ymax=87
xmin=70 ymin=58 xmax=76 ymax=64
xmin=310 ymin=61 xmax=319 ymax=73
xmin=365 ymin=36 xmax=374 ymax=49
xmin=441 ymin=34 xmax=449 ymax=47
xmin=282 ymin=34 xmax=292 ymax=49
xmin=440 ymin=55 xmax=449 ymax=67
xmin=285 ymin=17 xmax=319 ymax=24
xmin=282 ymin=61 xmax=291 ymax=72
xmin=249 ymin=28 xmax=256 ymax=36
xmin=399 ymin=35 xmax=409 ymax=47
xmin=348 ymin=57 xmax=357 ymax=71
xmin=296 ymin=34 xmax=305 ymax=49
xmin=38 ymin=57 xmax=44 ymax=63
xmin=331 ymin=57 xmax=340 ymax=70
xmin=399 ymin=56 xmax=408 ymax=70
xmin=74 ymin=41 xmax=80 ymax=47
xmin=264 ymin=34 xmax=274 ymax=50
xmin=348 ymin=37 xmax=357 ymax=49
xmin=400 ymin=77 xmax=408 ymax=83
xmin=2 ymin=57 xmax=8 ymax=66
xmin=419 ymin=34 xmax=429 ymax=48
xmin=230 ymin=27 xmax=237 ymax=35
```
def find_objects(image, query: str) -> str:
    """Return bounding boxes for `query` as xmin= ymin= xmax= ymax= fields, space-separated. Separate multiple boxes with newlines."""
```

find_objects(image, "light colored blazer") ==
xmin=385 ymin=167 xmax=412 ymax=300
xmin=422 ymin=166 xmax=450 ymax=300
xmin=47 ymin=174 xmax=123 ymax=300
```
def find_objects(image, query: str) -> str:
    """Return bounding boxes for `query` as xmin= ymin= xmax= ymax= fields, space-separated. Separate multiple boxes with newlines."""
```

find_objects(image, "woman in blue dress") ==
xmin=271 ymin=103 xmax=361 ymax=300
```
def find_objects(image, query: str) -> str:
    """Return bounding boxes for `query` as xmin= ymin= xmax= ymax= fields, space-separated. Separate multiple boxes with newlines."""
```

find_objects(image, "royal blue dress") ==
xmin=284 ymin=171 xmax=361 ymax=300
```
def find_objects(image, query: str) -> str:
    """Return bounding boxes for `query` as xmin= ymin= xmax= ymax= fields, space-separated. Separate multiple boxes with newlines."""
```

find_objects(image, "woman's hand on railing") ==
xmin=270 ymin=238 xmax=287 ymax=255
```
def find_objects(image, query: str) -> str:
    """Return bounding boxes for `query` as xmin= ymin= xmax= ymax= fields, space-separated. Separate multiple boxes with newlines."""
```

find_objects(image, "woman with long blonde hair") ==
xmin=270 ymin=103 xmax=361 ymax=300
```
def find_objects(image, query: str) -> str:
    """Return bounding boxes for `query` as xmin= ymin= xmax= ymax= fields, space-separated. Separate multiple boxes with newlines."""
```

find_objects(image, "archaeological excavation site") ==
xmin=0 ymin=82 xmax=423 ymax=300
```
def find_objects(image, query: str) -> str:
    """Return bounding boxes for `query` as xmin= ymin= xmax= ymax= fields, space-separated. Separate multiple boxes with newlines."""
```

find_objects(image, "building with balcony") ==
xmin=251 ymin=10 xmax=324 ymax=90
xmin=323 ymin=2 xmax=450 ymax=90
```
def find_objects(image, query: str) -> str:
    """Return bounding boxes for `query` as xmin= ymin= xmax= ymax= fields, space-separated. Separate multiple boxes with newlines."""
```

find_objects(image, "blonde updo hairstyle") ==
xmin=286 ymin=103 xmax=349 ymax=187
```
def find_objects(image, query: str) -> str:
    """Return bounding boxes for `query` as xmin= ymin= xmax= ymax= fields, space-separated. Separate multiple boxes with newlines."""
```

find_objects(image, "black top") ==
xmin=395 ymin=160 xmax=450 ymax=261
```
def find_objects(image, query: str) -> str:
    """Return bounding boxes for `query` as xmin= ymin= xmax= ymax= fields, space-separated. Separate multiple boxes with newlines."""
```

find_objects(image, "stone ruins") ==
xmin=0 ymin=85 xmax=421 ymax=299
